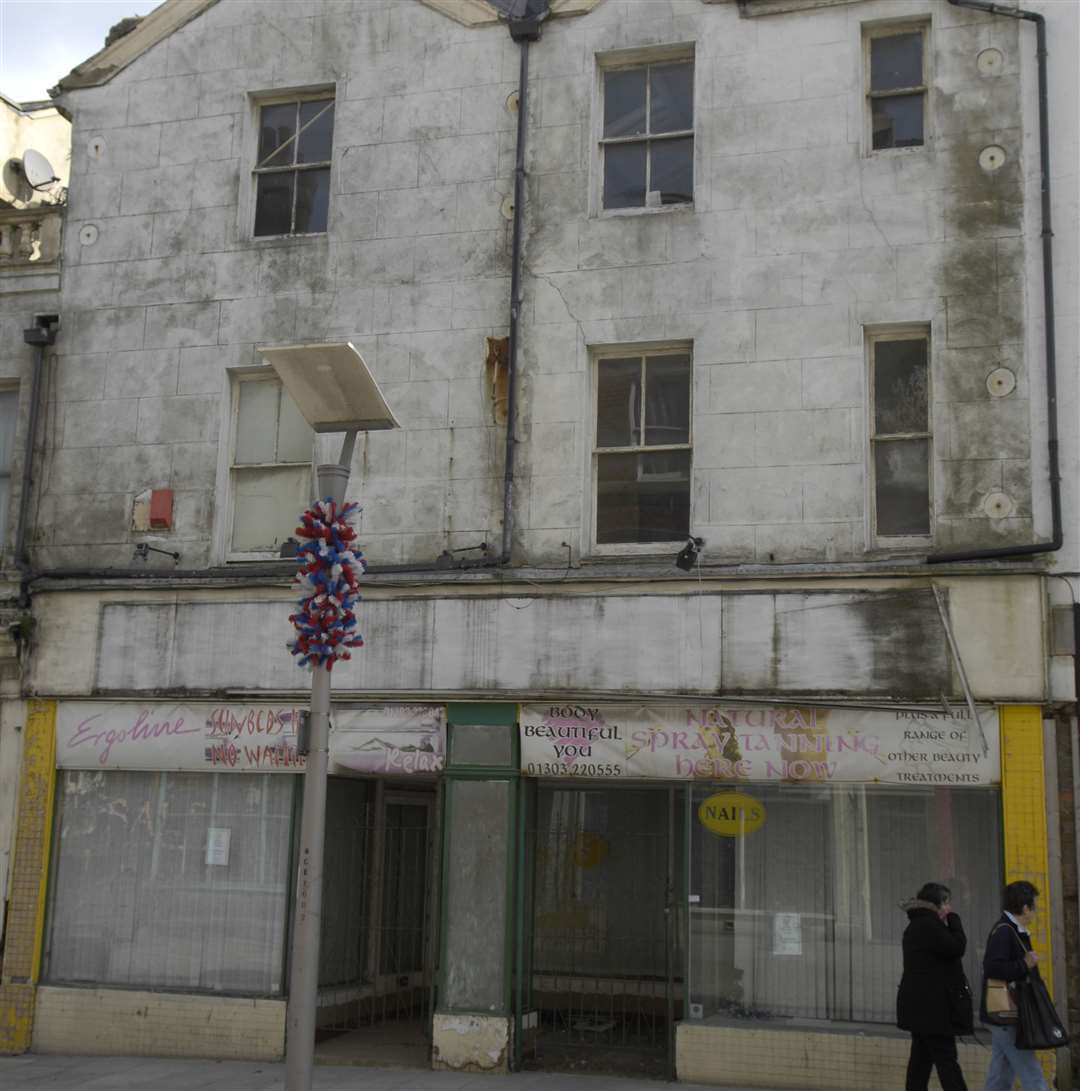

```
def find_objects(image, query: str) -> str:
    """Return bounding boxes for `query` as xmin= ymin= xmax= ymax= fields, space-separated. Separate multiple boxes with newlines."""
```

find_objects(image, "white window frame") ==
xmin=588 ymin=342 xmax=694 ymax=556
xmin=243 ymin=86 xmax=337 ymax=242
xmin=590 ymin=44 xmax=696 ymax=219
xmin=217 ymin=368 xmax=314 ymax=563
xmin=863 ymin=19 xmax=931 ymax=157
xmin=866 ymin=326 xmax=933 ymax=550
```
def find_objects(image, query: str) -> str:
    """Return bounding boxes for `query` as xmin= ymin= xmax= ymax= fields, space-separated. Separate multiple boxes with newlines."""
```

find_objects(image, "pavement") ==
xmin=0 ymin=1054 xmax=784 ymax=1091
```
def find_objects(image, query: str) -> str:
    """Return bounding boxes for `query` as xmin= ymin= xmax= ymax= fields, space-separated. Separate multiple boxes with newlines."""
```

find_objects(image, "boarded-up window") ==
xmin=254 ymin=97 xmax=334 ymax=236
xmin=866 ymin=26 xmax=927 ymax=151
xmin=230 ymin=377 xmax=313 ymax=555
xmin=870 ymin=331 xmax=931 ymax=539
xmin=594 ymin=350 xmax=691 ymax=545
xmin=601 ymin=58 xmax=694 ymax=210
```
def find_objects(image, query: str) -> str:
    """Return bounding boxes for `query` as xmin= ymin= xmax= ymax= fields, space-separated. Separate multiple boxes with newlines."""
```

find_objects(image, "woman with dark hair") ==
xmin=897 ymin=881 xmax=973 ymax=1091
xmin=981 ymin=880 xmax=1048 ymax=1091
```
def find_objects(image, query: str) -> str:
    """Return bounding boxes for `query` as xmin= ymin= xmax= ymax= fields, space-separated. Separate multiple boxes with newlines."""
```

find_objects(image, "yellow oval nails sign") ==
xmin=698 ymin=792 xmax=766 ymax=837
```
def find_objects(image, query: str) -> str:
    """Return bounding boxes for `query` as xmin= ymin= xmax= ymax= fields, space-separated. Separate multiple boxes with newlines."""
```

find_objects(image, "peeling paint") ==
xmin=432 ymin=1012 xmax=509 ymax=1072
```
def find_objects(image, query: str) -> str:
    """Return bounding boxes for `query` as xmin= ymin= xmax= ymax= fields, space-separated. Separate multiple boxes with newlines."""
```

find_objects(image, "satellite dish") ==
xmin=21 ymin=149 xmax=58 ymax=190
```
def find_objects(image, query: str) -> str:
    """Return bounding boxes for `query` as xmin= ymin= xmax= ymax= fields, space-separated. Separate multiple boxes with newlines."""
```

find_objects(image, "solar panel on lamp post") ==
xmin=261 ymin=342 xmax=399 ymax=1091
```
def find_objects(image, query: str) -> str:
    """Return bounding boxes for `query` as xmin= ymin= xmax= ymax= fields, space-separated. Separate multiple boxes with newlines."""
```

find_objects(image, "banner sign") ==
xmin=520 ymin=703 xmax=1000 ymax=786
xmin=329 ymin=705 xmax=445 ymax=776
xmin=56 ymin=702 xmax=444 ymax=776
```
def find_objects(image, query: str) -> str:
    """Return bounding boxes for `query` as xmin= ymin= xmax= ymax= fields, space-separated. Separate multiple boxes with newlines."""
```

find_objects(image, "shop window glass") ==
xmin=688 ymin=783 xmax=1001 ymax=1025
xmin=532 ymin=787 xmax=682 ymax=983
xmin=44 ymin=770 xmax=293 ymax=995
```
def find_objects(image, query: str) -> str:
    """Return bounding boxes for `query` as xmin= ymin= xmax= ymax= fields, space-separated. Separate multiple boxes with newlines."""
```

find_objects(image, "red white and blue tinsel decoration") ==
xmin=287 ymin=499 xmax=365 ymax=671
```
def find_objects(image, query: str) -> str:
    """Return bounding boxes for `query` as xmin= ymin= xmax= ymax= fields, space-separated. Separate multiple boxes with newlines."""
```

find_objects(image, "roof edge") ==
xmin=733 ymin=0 xmax=859 ymax=14
xmin=54 ymin=0 xmax=608 ymax=95
xmin=53 ymin=0 xmax=220 ymax=94
xmin=0 ymin=92 xmax=59 ymax=115
xmin=421 ymin=0 xmax=502 ymax=26
xmin=420 ymin=0 xmax=602 ymax=28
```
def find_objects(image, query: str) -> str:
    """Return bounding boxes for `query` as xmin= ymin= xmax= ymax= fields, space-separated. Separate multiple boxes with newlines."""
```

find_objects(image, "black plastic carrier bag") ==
xmin=1015 ymin=971 xmax=1070 ymax=1051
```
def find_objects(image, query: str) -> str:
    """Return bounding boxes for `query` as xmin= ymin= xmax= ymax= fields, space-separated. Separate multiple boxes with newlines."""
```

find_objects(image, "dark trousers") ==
xmin=906 ymin=1033 xmax=968 ymax=1091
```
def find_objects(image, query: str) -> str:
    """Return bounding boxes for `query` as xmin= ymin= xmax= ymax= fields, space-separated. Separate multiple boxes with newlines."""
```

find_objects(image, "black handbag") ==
xmin=949 ymin=971 xmax=975 ymax=1035
xmin=1015 ymin=968 xmax=1070 ymax=1050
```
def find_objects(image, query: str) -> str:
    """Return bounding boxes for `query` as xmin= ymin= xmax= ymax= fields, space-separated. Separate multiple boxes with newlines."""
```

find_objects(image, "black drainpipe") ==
xmin=15 ymin=318 xmax=58 ymax=602
xmin=929 ymin=0 xmax=1059 ymax=563
xmin=1074 ymin=599 xmax=1080 ymax=718
xmin=500 ymin=0 xmax=548 ymax=564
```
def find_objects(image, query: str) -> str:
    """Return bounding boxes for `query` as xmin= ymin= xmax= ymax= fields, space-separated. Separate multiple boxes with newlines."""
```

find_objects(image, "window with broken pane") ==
xmin=253 ymin=97 xmax=334 ymax=236
xmin=601 ymin=60 xmax=693 ymax=210
xmin=867 ymin=28 xmax=926 ymax=151
xmin=870 ymin=333 xmax=931 ymax=539
xmin=595 ymin=351 xmax=692 ymax=545
xmin=230 ymin=377 xmax=313 ymax=555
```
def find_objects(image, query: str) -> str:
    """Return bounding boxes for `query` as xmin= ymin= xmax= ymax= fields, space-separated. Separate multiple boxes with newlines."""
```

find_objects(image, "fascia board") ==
xmin=53 ymin=0 xmax=220 ymax=93
xmin=421 ymin=0 xmax=603 ymax=27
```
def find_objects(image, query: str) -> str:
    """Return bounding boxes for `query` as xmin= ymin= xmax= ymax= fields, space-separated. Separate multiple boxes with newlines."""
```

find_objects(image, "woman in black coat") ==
xmin=896 ymin=881 xmax=973 ymax=1091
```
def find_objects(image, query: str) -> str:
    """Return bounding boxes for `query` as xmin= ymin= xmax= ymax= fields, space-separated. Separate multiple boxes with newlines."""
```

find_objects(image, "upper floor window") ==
xmin=228 ymin=375 xmax=313 ymax=558
xmin=601 ymin=58 xmax=693 ymax=210
xmin=869 ymin=329 xmax=931 ymax=542
xmin=594 ymin=349 xmax=692 ymax=546
xmin=866 ymin=26 xmax=927 ymax=151
xmin=253 ymin=97 xmax=334 ymax=237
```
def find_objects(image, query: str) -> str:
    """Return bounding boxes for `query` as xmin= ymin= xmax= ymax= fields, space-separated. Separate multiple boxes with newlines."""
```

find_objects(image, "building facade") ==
xmin=0 ymin=91 xmax=68 ymax=957
xmin=0 ymin=0 xmax=1078 ymax=1088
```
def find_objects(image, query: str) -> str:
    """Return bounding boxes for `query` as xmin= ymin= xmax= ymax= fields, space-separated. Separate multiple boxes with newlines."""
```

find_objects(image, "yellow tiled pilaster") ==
xmin=1000 ymin=704 xmax=1055 ymax=1083
xmin=0 ymin=700 xmax=57 ymax=1054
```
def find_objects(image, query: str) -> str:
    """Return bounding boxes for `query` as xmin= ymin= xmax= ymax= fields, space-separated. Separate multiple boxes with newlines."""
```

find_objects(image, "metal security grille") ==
xmin=521 ymin=785 xmax=683 ymax=1079
xmin=315 ymin=780 xmax=438 ymax=1063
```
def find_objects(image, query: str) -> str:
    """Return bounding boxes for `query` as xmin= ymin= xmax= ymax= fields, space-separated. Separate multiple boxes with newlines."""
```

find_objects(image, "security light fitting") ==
xmin=675 ymin=537 xmax=705 ymax=572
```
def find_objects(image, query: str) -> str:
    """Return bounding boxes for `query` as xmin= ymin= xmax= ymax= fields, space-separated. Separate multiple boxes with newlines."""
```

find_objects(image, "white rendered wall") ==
xmin=44 ymin=0 xmax=1040 ymax=570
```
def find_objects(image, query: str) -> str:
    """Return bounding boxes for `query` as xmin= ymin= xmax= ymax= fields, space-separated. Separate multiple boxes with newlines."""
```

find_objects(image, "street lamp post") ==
xmin=284 ymin=433 xmax=352 ymax=1091
xmin=262 ymin=343 xmax=399 ymax=1091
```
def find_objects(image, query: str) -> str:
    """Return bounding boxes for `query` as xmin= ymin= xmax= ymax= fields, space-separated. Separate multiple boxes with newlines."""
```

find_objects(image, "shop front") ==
xmin=0 ymin=692 xmax=1056 ymax=1088
xmin=516 ymin=701 xmax=1050 ymax=1090
xmin=22 ymin=700 xmax=444 ymax=1063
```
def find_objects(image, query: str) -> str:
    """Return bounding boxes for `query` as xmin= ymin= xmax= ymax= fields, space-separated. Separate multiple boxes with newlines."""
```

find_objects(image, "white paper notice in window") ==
xmin=773 ymin=912 xmax=802 ymax=956
xmin=206 ymin=827 xmax=231 ymax=867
